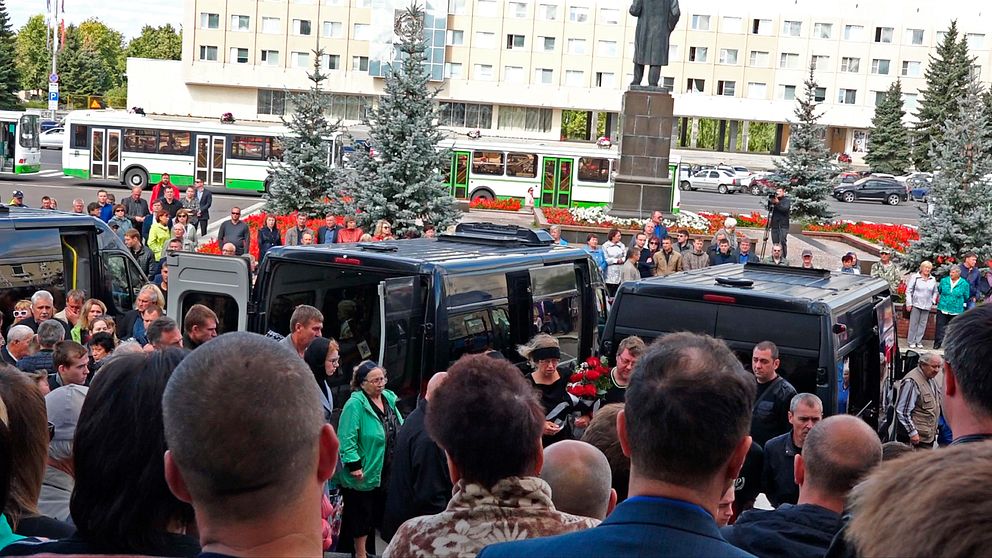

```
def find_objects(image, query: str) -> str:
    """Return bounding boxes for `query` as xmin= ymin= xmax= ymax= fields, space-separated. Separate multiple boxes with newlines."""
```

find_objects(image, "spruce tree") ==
xmin=0 ymin=0 xmax=20 ymax=109
xmin=912 ymin=21 xmax=973 ymax=170
xmin=264 ymin=49 xmax=342 ymax=218
xmin=773 ymin=65 xmax=836 ymax=223
xmin=334 ymin=3 xmax=459 ymax=236
xmin=864 ymin=80 xmax=911 ymax=175
xmin=905 ymin=77 xmax=992 ymax=274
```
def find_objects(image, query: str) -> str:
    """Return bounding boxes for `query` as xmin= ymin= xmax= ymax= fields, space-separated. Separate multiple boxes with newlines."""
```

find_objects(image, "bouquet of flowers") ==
xmin=567 ymin=356 xmax=611 ymax=400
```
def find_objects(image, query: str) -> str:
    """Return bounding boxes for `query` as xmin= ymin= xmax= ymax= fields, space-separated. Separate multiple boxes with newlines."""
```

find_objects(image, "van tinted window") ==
xmin=448 ymin=307 xmax=511 ymax=362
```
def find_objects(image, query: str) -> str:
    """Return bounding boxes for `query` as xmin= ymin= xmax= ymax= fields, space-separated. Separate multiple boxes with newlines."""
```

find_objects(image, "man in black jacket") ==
xmin=750 ymin=340 xmax=797 ymax=447
xmin=762 ymin=393 xmax=823 ymax=508
xmin=124 ymin=229 xmax=155 ymax=277
xmin=194 ymin=178 xmax=213 ymax=237
xmin=18 ymin=290 xmax=71 ymax=340
xmin=316 ymin=213 xmax=340 ymax=244
xmin=381 ymin=372 xmax=453 ymax=542
xmin=769 ymin=187 xmax=791 ymax=258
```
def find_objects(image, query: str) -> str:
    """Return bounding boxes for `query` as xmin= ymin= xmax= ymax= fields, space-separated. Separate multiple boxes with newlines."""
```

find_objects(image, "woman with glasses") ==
xmin=372 ymin=220 xmax=395 ymax=242
xmin=107 ymin=204 xmax=133 ymax=241
xmin=12 ymin=300 xmax=31 ymax=325
xmin=334 ymin=360 xmax=402 ymax=558
xmin=71 ymin=299 xmax=107 ymax=345
xmin=304 ymin=337 xmax=342 ymax=424
xmin=174 ymin=210 xmax=198 ymax=249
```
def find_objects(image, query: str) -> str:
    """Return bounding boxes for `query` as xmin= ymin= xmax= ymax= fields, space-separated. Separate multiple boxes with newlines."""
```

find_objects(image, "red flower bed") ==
xmin=698 ymin=211 xmax=767 ymax=233
xmin=542 ymin=207 xmax=643 ymax=231
xmin=470 ymin=197 xmax=522 ymax=211
xmin=805 ymin=222 xmax=919 ymax=253
xmin=199 ymin=212 xmax=335 ymax=258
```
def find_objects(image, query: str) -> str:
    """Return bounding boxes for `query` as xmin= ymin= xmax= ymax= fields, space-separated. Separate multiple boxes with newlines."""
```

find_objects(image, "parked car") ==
xmin=681 ymin=169 xmax=739 ymax=194
xmin=748 ymin=173 xmax=794 ymax=196
xmin=895 ymin=172 xmax=932 ymax=184
xmin=833 ymin=177 xmax=908 ymax=205
xmin=39 ymin=119 xmax=61 ymax=132
xmin=40 ymin=127 xmax=64 ymax=149
xmin=830 ymin=172 xmax=861 ymax=188
xmin=717 ymin=165 xmax=754 ymax=187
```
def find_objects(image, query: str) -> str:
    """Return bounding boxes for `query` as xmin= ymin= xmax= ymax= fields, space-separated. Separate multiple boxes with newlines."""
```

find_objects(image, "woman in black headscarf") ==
xmin=305 ymin=337 xmax=341 ymax=423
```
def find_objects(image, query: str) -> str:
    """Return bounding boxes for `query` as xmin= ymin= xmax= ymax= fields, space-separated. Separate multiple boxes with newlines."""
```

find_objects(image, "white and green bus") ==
xmin=61 ymin=110 xmax=335 ymax=193
xmin=0 ymin=111 xmax=42 ymax=175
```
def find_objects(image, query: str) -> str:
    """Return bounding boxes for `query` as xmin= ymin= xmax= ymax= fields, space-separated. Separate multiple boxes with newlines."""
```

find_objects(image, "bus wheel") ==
xmin=124 ymin=168 xmax=149 ymax=190
xmin=471 ymin=189 xmax=494 ymax=202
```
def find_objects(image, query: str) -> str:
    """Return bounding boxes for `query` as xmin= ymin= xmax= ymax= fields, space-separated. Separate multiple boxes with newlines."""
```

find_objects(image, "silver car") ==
xmin=40 ymin=127 xmax=64 ymax=149
xmin=680 ymin=169 xmax=739 ymax=194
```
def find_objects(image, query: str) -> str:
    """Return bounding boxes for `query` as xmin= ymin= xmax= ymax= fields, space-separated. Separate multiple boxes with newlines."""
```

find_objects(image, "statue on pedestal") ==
xmin=629 ymin=0 xmax=681 ymax=88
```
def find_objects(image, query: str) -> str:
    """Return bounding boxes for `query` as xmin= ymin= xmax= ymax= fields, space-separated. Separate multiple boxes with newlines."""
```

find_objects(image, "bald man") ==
xmin=722 ymin=415 xmax=882 ymax=558
xmin=541 ymin=440 xmax=617 ymax=520
xmin=382 ymin=372 xmax=452 ymax=541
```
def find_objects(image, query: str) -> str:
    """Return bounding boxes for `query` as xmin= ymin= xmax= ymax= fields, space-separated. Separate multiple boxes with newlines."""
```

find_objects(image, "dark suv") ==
xmin=833 ymin=177 xmax=908 ymax=206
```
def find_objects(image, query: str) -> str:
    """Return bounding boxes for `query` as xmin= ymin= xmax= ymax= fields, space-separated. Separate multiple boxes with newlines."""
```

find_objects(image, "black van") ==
xmin=0 ymin=206 xmax=150 ymax=324
xmin=167 ymin=223 xmax=607 ymax=407
xmin=602 ymin=263 xmax=897 ymax=428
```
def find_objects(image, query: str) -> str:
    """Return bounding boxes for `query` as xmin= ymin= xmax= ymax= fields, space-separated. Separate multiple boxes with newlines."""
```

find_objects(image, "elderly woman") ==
xmin=334 ymin=360 xmax=403 ymax=558
xmin=518 ymin=334 xmax=590 ymax=446
xmin=905 ymin=261 xmax=939 ymax=349
xmin=712 ymin=217 xmax=738 ymax=251
xmin=934 ymin=264 xmax=971 ymax=349
xmin=71 ymin=298 xmax=108 ymax=344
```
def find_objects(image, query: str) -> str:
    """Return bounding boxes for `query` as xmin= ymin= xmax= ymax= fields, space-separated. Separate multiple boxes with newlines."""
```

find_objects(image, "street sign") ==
xmin=48 ymin=83 xmax=58 ymax=93
xmin=88 ymin=96 xmax=105 ymax=109
xmin=48 ymin=100 xmax=58 ymax=111
xmin=49 ymin=91 xmax=59 ymax=102
xmin=49 ymin=73 xmax=59 ymax=83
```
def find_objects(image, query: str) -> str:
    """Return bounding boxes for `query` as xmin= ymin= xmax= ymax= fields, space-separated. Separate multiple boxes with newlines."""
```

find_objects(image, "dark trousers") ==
xmin=770 ymin=226 xmax=789 ymax=258
xmin=934 ymin=311 xmax=957 ymax=347
xmin=197 ymin=218 xmax=208 ymax=236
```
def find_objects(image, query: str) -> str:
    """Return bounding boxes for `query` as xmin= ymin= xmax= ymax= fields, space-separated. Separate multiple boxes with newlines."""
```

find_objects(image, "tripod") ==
xmin=759 ymin=206 xmax=774 ymax=260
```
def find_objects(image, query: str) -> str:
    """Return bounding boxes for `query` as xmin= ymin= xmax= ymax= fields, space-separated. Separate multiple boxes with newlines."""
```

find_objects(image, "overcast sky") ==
xmin=9 ymin=0 xmax=183 ymax=40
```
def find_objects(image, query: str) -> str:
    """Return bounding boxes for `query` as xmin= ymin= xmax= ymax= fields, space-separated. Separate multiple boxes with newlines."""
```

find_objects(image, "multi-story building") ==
xmin=129 ymin=0 xmax=991 ymax=158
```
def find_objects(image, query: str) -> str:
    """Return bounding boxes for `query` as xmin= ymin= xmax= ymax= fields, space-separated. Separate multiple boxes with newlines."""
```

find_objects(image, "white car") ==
xmin=718 ymin=165 xmax=754 ymax=187
xmin=680 ymin=169 xmax=739 ymax=194
xmin=40 ymin=127 xmax=64 ymax=149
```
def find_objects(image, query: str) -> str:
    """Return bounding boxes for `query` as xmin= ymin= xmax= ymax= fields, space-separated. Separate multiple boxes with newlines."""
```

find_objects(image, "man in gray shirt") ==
xmin=217 ymin=207 xmax=250 ymax=255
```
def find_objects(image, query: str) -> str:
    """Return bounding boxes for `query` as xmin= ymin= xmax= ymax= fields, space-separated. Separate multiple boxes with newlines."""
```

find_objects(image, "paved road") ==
xmin=679 ymin=188 xmax=922 ymax=225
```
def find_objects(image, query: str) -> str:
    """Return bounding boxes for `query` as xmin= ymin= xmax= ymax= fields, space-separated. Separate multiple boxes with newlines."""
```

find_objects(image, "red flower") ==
xmin=470 ymin=197 xmax=522 ymax=211
xmin=585 ymin=384 xmax=598 ymax=397
xmin=585 ymin=369 xmax=601 ymax=381
xmin=569 ymin=373 xmax=584 ymax=383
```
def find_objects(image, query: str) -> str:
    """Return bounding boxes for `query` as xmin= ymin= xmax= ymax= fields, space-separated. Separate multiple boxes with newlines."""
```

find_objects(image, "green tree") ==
xmin=864 ymin=80 xmax=911 ymax=175
xmin=561 ymin=110 xmax=588 ymax=140
xmin=264 ymin=50 xmax=342 ymax=218
xmin=906 ymin=77 xmax=992 ymax=273
xmin=124 ymin=24 xmax=182 ymax=61
xmin=335 ymin=3 xmax=459 ymax=236
xmin=773 ymin=65 xmax=836 ymax=222
xmin=57 ymin=26 xmax=112 ymax=97
xmin=0 ymin=0 xmax=20 ymax=109
xmin=77 ymin=18 xmax=125 ymax=87
xmin=912 ymin=21 xmax=974 ymax=170
xmin=14 ymin=14 xmax=48 ymax=92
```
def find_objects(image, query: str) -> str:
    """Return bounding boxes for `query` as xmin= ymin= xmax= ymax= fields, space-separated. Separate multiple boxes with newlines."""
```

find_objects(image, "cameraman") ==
xmin=767 ymin=187 xmax=791 ymax=258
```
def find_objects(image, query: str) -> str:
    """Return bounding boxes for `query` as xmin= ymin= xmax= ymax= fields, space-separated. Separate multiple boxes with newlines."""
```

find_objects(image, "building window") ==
xmin=902 ymin=93 xmax=918 ymax=112
xmin=353 ymin=23 xmax=370 ymax=40
xmin=937 ymin=31 xmax=947 ymax=43
xmin=840 ymin=57 xmax=860 ymax=73
xmin=327 ymin=94 xmax=373 ymax=121
xmin=507 ymin=1 xmax=527 ymax=17
xmin=257 ymin=89 xmax=286 ymax=115
xmin=782 ymin=20 xmax=801 ymax=37
xmin=669 ymin=44 xmax=679 ymax=60
xmin=721 ymin=16 xmax=742 ymax=33
xmin=292 ymin=19 xmax=312 ymax=35
xmin=751 ymin=18 xmax=772 ymax=35
xmin=569 ymin=6 xmax=589 ymax=22
xmin=717 ymin=80 xmax=735 ymax=96
xmin=261 ymin=17 xmax=280 ymax=34
xmin=200 ymin=12 xmax=219 ymax=29
xmin=690 ymin=14 xmax=710 ymax=31
xmin=291 ymin=51 xmax=309 ymax=67
xmin=198 ymin=45 xmax=218 ymax=61
xmin=439 ymin=102 xmax=493 ymax=128
xmin=599 ymin=8 xmax=620 ymax=24
xmin=230 ymin=47 xmax=249 ymax=64
xmin=779 ymin=52 xmax=799 ymax=69
xmin=972 ymin=64 xmax=982 ymax=79
xmin=443 ymin=62 xmax=462 ymax=78
xmin=686 ymin=78 xmax=705 ymax=93
xmin=497 ymin=106 xmax=553 ymax=132
xmin=567 ymin=38 xmax=587 ymax=55
xmin=595 ymin=72 xmax=616 ymax=87
xmin=814 ymin=87 xmax=826 ymax=102
xmin=565 ymin=70 xmax=584 ymax=86
xmin=813 ymin=22 xmax=832 ymax=39
xmin=597 ymin=40 xmax=618 ymax=57
xmin=810 ymin=54 xmax=829 ymax=70
xmin=260 ymin=50 xmax=279 ymax=65
xmin=967 ymin=33 xmax=985 ymax=49
xmin=905 ymin=28 xmax=924 ymax=45
xmin=506 ymin=34 xmax=525 ymax=48
xmin=871 ymin=59 xmax=890 ymax=75
xmin=231 ymin=15 xmax=250 ymax=31
xmin=747 ymin=82 xmax=767 ymax=99
xmin=322 ymin=54 xmax=341 ymax=70
xmin=446 ymin=29 xmax=464 ymax=45
xmin=539 ymin=3 xmax=557 ymax=20
xmin=662 ymin=76 xmax=674 ymax=89
xmin=749 ymin=50 xmax=769 ymax=67
xmin=504 ymin=65 xmax=524 ymax=83
xmin=843 ymin=25 xmax=864 ymax=41
xmin=874 ymin=26 xmax=893 ymax=43
xmin=838 ymin=88 xmax=857 ymax=104
xmin=540 ymin=36 xmax=556 ymax=51
xmin=476 ymin=0 xmax=497 ymax=16
xmin=472 ymin=64 xmax=494 ymax=80
xmin=688 ymin=46 xmax=707 ymax=62
xmin=873 ymin=91 xmax=887 ymax=106
xmin=718 ymin=48 xmax=738 ymax=64
xmin=323 ymin=21 xmax=343 ymax=37
xmin=356 ymin=0 xmax=371 ymax=7
xmin=901 ymin=60 xmax=922 ymax=77
xmin=534 ymin=68 xmax=554 ymax=84
xmin=448 ymin=0 xmax=468 ymax=14
xmin=475 ymin=31 xmax=496 ymax=48
xmin=781 ymin=85 xmax=796 ymax=100
xmin=352 ymin=56 xmax=369 ymax=71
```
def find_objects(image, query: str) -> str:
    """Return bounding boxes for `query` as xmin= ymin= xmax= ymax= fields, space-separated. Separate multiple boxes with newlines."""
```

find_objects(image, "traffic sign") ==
xmin=48 ymin=91 xmax=59 ymax=102
xmin=48 ymin=99 xmax=58 ymax=111
xmin=88 ymin=96 xmax=105 ymax=109
xmin=49 ymin=73 xmax=59 ymax=83
xmin=48 ymin=83 xmax=58 ymax=93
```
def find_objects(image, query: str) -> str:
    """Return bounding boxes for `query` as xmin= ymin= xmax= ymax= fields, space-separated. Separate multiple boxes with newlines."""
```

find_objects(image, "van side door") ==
xmin=167 ymin=251 xmax=251 ymax=334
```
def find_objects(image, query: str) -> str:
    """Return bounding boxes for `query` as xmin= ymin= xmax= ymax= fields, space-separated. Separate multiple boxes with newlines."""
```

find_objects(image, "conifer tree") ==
xmin=773 ymin=65 xmax=836 ymax=223
xmin=264 ymin=49 xmax=342 ymax=217
xmin=864 ymin=80 xmax=911 ymax=175
xmin=333 ymin=3 xmax=458 ymax=236
xmin=0 ymin=0 xmax=21 ymax=109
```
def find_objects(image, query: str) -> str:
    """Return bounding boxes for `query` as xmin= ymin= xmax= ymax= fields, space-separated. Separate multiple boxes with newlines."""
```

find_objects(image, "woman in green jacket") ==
xmin=935 ymin=265 xmax=970 ymax=349
xmin=333 ymin=360 xmax=402 ymax=558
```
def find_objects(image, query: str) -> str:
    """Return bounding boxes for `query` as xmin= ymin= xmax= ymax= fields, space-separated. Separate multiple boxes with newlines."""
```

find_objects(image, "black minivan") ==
xmin=602 ymin=263 xmax=897 ymax=427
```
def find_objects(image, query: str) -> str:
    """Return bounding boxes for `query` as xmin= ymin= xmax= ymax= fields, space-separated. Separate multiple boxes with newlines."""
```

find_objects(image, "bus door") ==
xmin=0 ymin=121 xmax=12 ymax=173
xmin=89 ymin=128 xmax=121 ymax=180
xmin=449 ymin=151 xmax=470 ymax=199
xmin=541 ymin=157 xmax=574 ymax=207
xmin=195 ymin=135 xmax=226 ymax=186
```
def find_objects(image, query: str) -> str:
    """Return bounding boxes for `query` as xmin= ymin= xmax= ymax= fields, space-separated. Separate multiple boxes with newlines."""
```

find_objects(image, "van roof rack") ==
xmin=357 ymin=242 xmax=399 ymax=252
xmin=743 ymin=262 xmax=832 ymax=278
xmin=439 ymin=222 xmax=553 ymax=247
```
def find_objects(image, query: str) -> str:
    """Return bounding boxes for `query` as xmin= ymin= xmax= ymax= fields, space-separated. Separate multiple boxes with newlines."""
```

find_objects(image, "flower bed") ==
xmin=199 ymin=212 xmax=331 ymax=258
xmin=805 ymin=222 xmax=918 ymax=253
xmin=469 ymin=197 xmax=522 ymax=211
xmin=544 ymin=206 xmax=710 ymax=233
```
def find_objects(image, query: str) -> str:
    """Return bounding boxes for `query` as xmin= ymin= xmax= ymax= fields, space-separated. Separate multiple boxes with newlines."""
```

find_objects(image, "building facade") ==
xmin=128 ymin=0 xmax=992 ymax=158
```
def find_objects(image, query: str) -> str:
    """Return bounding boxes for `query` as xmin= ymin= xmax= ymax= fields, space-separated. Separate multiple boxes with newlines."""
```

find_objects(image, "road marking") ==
xmin=37 ymin=170 xmax=64 ymax=177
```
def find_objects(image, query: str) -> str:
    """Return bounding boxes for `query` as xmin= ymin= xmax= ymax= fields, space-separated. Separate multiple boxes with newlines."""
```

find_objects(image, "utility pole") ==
xmin=47 ymin=1 xmax=60 ymax=119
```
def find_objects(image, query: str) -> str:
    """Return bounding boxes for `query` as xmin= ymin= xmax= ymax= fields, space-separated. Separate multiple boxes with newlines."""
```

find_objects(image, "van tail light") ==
xmin=333 ymin=256 xmax=362 ymax=265
xmin=703 ymin=294 xmax=736 ymax=304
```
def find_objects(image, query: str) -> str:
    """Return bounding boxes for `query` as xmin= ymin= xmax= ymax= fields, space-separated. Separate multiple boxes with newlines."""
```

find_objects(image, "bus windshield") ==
xmin=19 ymin=115 xmax=40 ymax=149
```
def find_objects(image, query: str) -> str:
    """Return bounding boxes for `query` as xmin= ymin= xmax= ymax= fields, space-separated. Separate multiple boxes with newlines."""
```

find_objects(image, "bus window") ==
xmin=472 ymin=151 xmax=505 ymax=176
xmin=158 ymin=130 xmax=192 ymax=155
xmin=124 ymin=128 xmax=159 ymax=153
xmin=506 ymin=152 xmax=537 ymax=178
xmin=71 ymin=125 xmax=89 ymax=149
xmin=268 ymin=137 xmax=285 ymax=161
xmin=18 ymin=115 xmax=40 ymax=149
xmin=578 ymin=157 xmax=610 ymax=183
xmin=231 ymin=136 xmax=267 ymax=160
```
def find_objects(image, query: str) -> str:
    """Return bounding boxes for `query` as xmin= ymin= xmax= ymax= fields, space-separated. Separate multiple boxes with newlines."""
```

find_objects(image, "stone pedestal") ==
xmin=610 ymin=87 xmax=677 ymax=219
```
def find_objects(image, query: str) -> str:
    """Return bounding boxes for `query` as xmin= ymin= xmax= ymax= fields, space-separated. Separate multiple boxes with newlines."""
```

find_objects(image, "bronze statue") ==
xmin=629 ymin=0 xmax=681 ymax=88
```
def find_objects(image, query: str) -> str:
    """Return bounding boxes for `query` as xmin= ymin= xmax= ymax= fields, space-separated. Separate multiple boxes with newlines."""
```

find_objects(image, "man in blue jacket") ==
xmin=478 ymin=331 xmax=756 ymax=558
